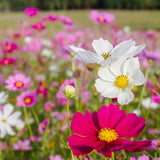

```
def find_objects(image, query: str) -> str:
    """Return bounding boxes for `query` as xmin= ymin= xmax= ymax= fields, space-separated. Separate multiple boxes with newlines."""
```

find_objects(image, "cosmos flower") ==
xmin=44 ymin=100 xmax=56 ymax=112
xmin=17 ymin=90 xmax=37 ymax=107
xmin=0 ymin=103 xmax=22 ymax=138
xmin=141 ymin=97 xmax=159 ymax=110
xmin=38 ymin=119 xmax=49 ymax=133
xmin=5 ymin=73 xmax=31 ymax=91
xmin=13 ymin=140 xmax=32 ymax=151
xmin=31 ymin=22 xmax=46 ymax=31
xmin=70 ymin=38 xmax=145 ymax=66
xmin=0 ymin=41 xmax=18 ymax=54
xmin=95 ymin=57 xmax=145 ymax=105
xmin=24 ymin=7 xmax=39 ymax=17
xmin=89 ymin=10 xmax=115 ymax=25
xmin=36 ymin=81 xmax=48 ymax=98
xmin=49 ymin=155 xmax=64 ymax=160
xmin=68 ymin=104 xmax=151 ymax=158
xmin=0 ymin=57 xmax=16 ymax=66
xmin=59 ymin=16 xmax=73 ymax=25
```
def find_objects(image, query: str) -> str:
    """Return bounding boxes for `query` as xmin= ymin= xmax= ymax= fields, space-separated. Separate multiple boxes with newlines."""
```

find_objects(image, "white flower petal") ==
xmin=109 ymin=58 xmax=125 ymax=76
xmin=95 ymin=78 xmax=113 ymax=93
xmin=123 ymin=57 xmax=140 ymax=75
xmin=5 ymin=124 xmax=15 ymax=136
xmin=69 ymin=45 xmax=85 ymax=52
xmin=111 ymin=39 xmax=135 ymax=58
xmin=118 ymin=89 xmax=134 ymax=105
xmin=129 ymin=69 xmax=145 ymax=86
xmin=92 ymin=38 xmax=113 ymax=55
xmin=74 ymin=50 xmax=103 ymax=64
xmin=98 ymin=65 xmax=116 ymax=81
xmin=101 ymin=87 xmax=120 ymax=98
xmin=142 ymin=98 xmax=159 ymax=109
xmin=124 ymin=44 xmax=145 ymax=58
xmin=8 ymin=111 xmax=22 ymax=126
xmin=3 ymin=103 xmax=14 ymax=118
xmin=0 ymin=92 xmax=8 ymax=104
xmin=0 ymin=125 xmax=6 ymax=138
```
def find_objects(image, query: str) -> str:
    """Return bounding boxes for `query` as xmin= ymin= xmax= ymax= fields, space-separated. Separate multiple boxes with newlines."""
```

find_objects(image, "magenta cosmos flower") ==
xmin=17 ymin=90 xmax=37 ymax=107
xmin=5 ymin=73 xmax=31 ymax=91
xmin=13 ymin=140 xmax=32 ymax=151
xmin=0 ymin=57 xmax=16 ymax=66
xmin=24 ymin=7 xmax=39 ymax=17
xmin=68 ymin=104 xmax=151 ymax=158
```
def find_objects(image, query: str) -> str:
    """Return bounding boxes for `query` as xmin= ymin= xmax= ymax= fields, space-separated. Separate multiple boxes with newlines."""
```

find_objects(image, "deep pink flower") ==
xmin=31 ymin=22 xmax=46 ymax=31
xmin=5 ymin=73 xmax=31 ymax=91
xmin=36 ymin=81 xmax=48 ymax=98
xmin=13 ymin=140 xmax=32 ymax=151
xmin=24 ymin=7 xmax=39 ymax=17
xmin=47 ymin=14 xmax=59 ymax=22
xmin=44 ymin=100 xmax=55 ymax=112
xmin=17 ymin=90 xmax=37 ymax=107
xmin=68 ymin=104 xmax=151 ymax=158
xmin=1 ymin=41 xmax=18 ymax=54
xmin=152 ymin=95 xmax=160 ymax=104
xmin=38 ymin=119 xmax=49 ymax=133
xmin=89 ymin=10 xmax=115 ymax=25
xmin=0 ymin=57 xmax=16 ymax=66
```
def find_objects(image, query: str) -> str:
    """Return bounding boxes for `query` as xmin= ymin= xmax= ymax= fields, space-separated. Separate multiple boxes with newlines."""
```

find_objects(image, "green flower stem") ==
xmin=0 ymin=140 xmax=2 ymax=160
xmin=71 ymin=57 xmax=76 ymax=72
xmin=23 ymin=106 xmax=33 ymax=137
xmin=67 ymin=98 xmax=72 ymax=135
xmin=119 ymin=104 xmax=123 ymax=110
xmin=137 ymin=68 xmax=149 ymax=110
xmin=31 ymin=107 xmax=40 ymax=125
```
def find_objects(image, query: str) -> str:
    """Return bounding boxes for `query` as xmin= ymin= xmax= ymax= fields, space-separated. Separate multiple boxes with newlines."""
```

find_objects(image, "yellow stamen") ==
xmin=4 ymin=60 xmax=9 ymax=65
xmin=102 ymin=53 xmax=110 ymax=60
xmin=98 ymin=128 xmax=118 ymax=143
xmin=131 ymin=86 xmax=137 ymax=92
xmin=115 ymin=75 xmax=129 ymax=89
xmin=16 ymin=82 xmax=23 ymax=88
xmin=24 ymin=97 xmax=31 ymax=104
xmin=99 ymin=17 xmax=104 ymax=22
xmin=2 ymin=119 xmax=7 ymax=123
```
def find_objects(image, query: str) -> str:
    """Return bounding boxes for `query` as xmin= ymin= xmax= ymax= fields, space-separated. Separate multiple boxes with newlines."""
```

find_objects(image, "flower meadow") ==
xmin=0 ymin=8 xmax=160 ymax=160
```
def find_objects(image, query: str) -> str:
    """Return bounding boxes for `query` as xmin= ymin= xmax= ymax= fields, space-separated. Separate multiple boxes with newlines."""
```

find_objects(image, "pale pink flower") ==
xmin=13 ymin=140 xmax=32 ymax=151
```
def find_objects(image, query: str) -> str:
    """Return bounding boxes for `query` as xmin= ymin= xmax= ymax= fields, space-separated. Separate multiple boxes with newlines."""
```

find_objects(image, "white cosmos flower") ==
xmin=70 ymin=38 xmax=145 ymax=66
xmin=0 ymin=92 xmax=8 ymax=104
xmin=141 ymin=98 xmax=159 ymax=109
xmin=0 ymin=103 xmax=21 ymax=138
xmin=95 ymin=57 xmax=145 ymax=105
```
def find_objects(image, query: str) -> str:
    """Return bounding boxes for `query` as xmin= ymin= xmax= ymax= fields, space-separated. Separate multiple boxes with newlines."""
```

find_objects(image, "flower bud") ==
xmin=64 ymin=85 xmax=75 ymax=98
xmin=70 ymin=52 xmax=75 ymax=57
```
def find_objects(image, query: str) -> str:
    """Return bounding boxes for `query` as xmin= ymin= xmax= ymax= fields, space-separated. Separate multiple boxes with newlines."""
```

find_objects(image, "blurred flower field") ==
xmin=0 ymin=8 xmax=160 ymax=160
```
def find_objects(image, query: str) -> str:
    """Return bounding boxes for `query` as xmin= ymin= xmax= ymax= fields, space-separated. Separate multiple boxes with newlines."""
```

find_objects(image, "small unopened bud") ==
xmin=70 ymin=52 xmax=75 ymax=57
xmin=64 ymin=85 xmax=75 ymax=98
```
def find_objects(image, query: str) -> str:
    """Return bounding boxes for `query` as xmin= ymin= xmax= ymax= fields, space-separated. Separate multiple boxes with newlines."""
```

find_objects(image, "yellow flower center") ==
xmin=16 ymin=82 xmax=23 ymax=88
xmin=98 ymin=128 xmax=118 ymax=143
xmin=2 ymin=119 xmax=7 ymax=123
xmin=4 ymin=60 xmax=9 ymax=65
xmin=102 ymin=53 xmax=111 ymax=60
xmin=99 ymin=17 xmax=104 ymax=22
xmin=131 ymin=86 xmax=137 ymax=92
xmin=115 ymin=75 xmax=129 ymax=89
xmin=24 ymin=97 xmax=31 ymax=104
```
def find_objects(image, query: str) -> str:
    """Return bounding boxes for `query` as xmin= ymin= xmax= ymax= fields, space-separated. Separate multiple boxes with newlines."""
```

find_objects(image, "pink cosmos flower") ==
xmin=29 ymin=136 xmax=42 ymax=142
xmin=38 ymin=119 xmax=49 ymax=133
xmin=13 ymin=140 xmax=32 ymax=151
xmin=31 ymin=22 xmax=46 ymax=31
xmin=17 ymin=90 xmax=37 ymax=107
xmin=89 ymin=10 xmax=115 ymax=25
xmin=44 ymin=100 xmax=55 ymax=112
xmin=5 ymin=73 xmax=31 ymax=91
xmin=59 ymin=16 xmax=73 ymax=25
xmin=49 ymin=155 xmax=64 ymax=160
xmin=24 ymin=7 xmax=39 ymax=17
xmin=0 ymin=41 xmax=18 ymax=54
xmin=68 ymin=104 xmax=151 ymax=158
xmin=0 ymin=57 xmax=16 ymax=66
